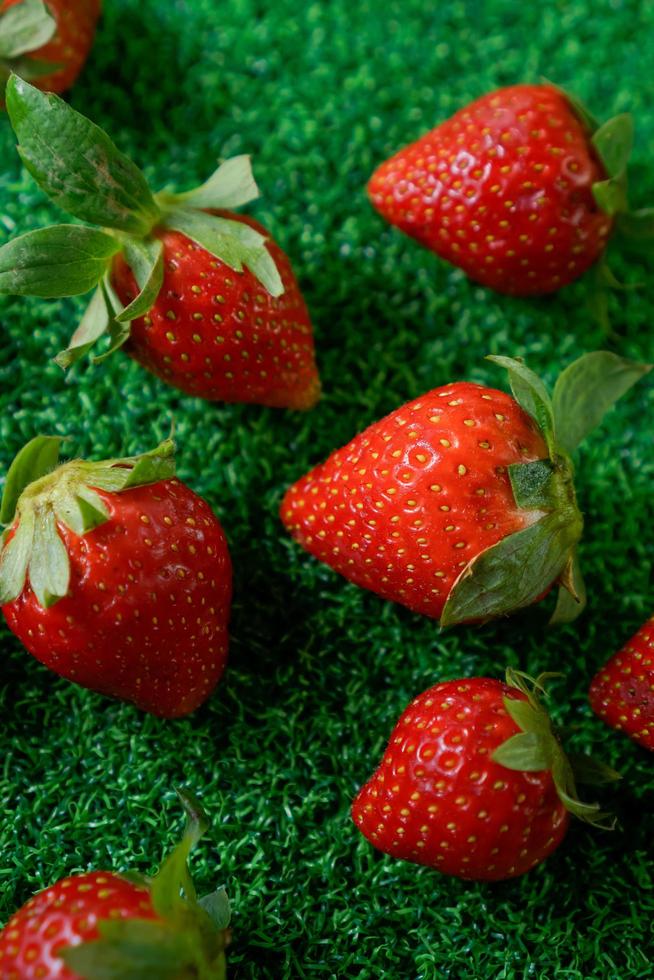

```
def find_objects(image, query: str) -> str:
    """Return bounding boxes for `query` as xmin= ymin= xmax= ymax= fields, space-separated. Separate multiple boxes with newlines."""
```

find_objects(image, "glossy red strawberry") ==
xmin=112 ymin=214 xmax=319 ymax=409
xmin=0 ymin=791 xmax=231 ymax=979
xmin=1 ymin=0 xmax=100 ymax=95
xmin=282 ymin=352 xmax=649 ymax=626
xmin=352 ymin=671 xmax=615 ymax=881
xmin=589 ymin=617 xmax=654 ymax=751
xmin=0 ymin=78 xmax=320 ymax=410
xmin=368 ymin=84 xmax=636 ymax=295
xmin=0 ymin=437 xmax=232 ymax=717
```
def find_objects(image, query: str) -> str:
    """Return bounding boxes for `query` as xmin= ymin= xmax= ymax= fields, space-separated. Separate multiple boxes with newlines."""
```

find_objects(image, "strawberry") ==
xmin=352 ymin=670 xmax=617 ymax=881
xmin=0 ymin=0 xmax=100 ymax=96
xmin=0 ymin=77 xmax=320 ymax=410
xmin=0 ymin=790 xmax=231 ymax=979
xmin=368 ymin=83 xmax=643 ymax=296
xmin=0 ymin=436 xmax=232 ymax=717
xmin=589 ymin=617 xmax=654 ymax=751
xmin=282 ymin=352 xmax=649 ymax=626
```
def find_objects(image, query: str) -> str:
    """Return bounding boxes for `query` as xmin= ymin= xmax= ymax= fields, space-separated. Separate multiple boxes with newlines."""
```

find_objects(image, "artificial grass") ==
xmin=0 ymin=0 xmax=653 ymax=976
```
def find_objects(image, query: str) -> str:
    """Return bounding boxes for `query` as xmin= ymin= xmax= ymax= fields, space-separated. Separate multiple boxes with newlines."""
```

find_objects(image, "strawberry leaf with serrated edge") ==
xmin=61 ymin=789 xmax=230 ymax=980
xmin=116 ymin=239 xmax=164 ymax=322
xmin=55 ymin=286 xmax=111 ymax=369
xmin=486 ymin=355 xmax=555 ymax=450
xmin=0 ymin=438 xmax=176 ymax=608
xmin=0 ymin=225 xmax=121 ymax=298
xmin=492 ymin=669 xmax=618 ymax=829
xmin=0 ymin=0 xmax=56 ymax=60
xmin=551 ymin=351 xmax=652 ymax=454
xmin=160 ymin=155 xmax=260 ymax=211
xmin=165 ymin=208 xmax=284 ymax=297
xmin=441 ymin=511 xmax=582 ymax=627
xmin=549 ymin=550 xmax=586 ymax=626
xmin=0 ymin=434 xmax=63 ymax=523
xmin=6 ymin=76 xmax=161 ymax=235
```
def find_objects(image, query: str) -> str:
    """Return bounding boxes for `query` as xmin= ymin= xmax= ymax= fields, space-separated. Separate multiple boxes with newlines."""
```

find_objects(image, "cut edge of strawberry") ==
xmin=60 ymin=788 xmax=231 ymax=980
xmin=440 ymin=351 xmax=651 ymax=628
xmin=494 ymin=668 xmax=620 ymax=829
xmin=0 ymin=434 xmax=176 ymax=609
xmin=0 ymin=76 xmax=285 ymax=371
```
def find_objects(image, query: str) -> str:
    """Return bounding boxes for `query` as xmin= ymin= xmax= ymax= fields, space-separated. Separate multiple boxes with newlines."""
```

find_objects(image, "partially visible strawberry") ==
xmin=368 ymin=84 xmax=640 ymax=296
xmin=0 ymin=436 xmax=232 ymax=717
xmin=352 ymin=670 xmax=617 ymax=881
xmin=0 ymin=0 xmax=100 ymax=96
xmin=0 ymin=790 xmax=231 ymax=979
xmin=589 ymin=617 xmax=654 ymax=751
xmin=282 ymin=352 xmax=649 ymax=626
xmin=112 ymin=214 xmax=319 ymax=410
xmin=0 ymin=77 xmax=320 ymax=410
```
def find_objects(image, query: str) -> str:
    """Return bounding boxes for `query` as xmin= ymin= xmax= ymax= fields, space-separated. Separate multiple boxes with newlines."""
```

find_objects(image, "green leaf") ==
xmin=567 ymin=752 xmax=621 ymax=787
xmin=165 ymin=208 xmax=284 ymax=298
xmin=55 ymin=286 xmax=112 ymax=369
xmin=486 ymin=355 xmax=555 ymax=447
xmin=167 ymin=155 xmax=260 ymax=211
xmin=0 ymin=225 xmax=120 ymax=298
xmin=552 ymin=351 xmax=651 ymax=453
xmin=0 ymin=0 xmax=57 ymax=59
xmin=27 ymin=505 xmax=69 ymax=607
xmin=492 ymin=732 xmax=550 ymax=771
xmin=54 ymin=485 xmax=110 ymax=536
xmin=61 ymin=919 xmax=194 ymax=980
xmin=440 ymin=511 xmax=581 ymax=627
xmin=198 ymin=888 xmax=231 ymax=931
xmin=151 ymin=789 xmax=209 ymax=919
xmin=116 ymin=239 xmax=164 ymax=322
xmin=592 ymin=177 xmax=628 ymax=216
xmin=0 ymin=434 xmax=63 ymax=524
xmin=0 ymin=513 xmax=34 ymax=604
xmin=592 ymin=114 xmax=634 ymax=181
xmin=5 ymin=75 xmax=161 ymax=235
xmin=549 ymin=549 xmax=587 ymax=625
xmin=82 ymin=440 xmax=176 ymax=494
xmin=508 ymin=459 xmax=556 ymax=511
xmin=502 ymin=696 xmax=550 ymax=738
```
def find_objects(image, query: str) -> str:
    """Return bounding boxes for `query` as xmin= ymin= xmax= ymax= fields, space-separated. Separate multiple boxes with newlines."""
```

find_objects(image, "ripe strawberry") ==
xmin=352 ymin=670 xmax=616 ymax=881
xmin=112 ymin=214 xmax=319 ymax=409
xmin=0 ymin=790 xmax=231 ymax=979
xmin=1 ymin=0 xmax=100 ymax=96
xmin=368 ymin=84 xmax=638 ymax=295
xmin=0 ymin=436 xmax=232 ymax=717
xmin=589 ymin=617 xmax=654 ymax=751
xmin=282 ymin=352 xmax=649 ymax=626
xmin=0 ymin=77 xmax=320 ymax=410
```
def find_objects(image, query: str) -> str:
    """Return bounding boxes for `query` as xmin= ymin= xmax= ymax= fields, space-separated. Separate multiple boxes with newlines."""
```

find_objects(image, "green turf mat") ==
xmin=1 ymin=1 xmax=653 ymax=977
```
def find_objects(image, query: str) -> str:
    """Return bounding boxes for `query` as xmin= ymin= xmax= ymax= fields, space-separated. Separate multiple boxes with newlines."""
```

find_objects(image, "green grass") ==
xmin=1 ymin=0 xmax=653 ymax=977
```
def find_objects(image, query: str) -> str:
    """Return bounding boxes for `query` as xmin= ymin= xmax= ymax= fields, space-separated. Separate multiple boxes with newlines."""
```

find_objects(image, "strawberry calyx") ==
xmin=493 ymin=668 xmax=619 ymax=829
xmin=441 ymin=351 xmax=651 ymax=627
xmin=0 ymin=75 xmax=284 ymax=368
xmin=0 ymin=0 xmax=60 ymax=89
xmin=0 ymin=435 xmax=175 ymax=608
xmin=60 ymin=789 xmax=231 ymax=980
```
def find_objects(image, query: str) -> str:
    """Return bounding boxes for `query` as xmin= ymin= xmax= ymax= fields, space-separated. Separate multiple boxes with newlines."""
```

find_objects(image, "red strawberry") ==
xmin=0 ymin=790 xmax=231 ymax=979
xmin=0 ymin=436 xmax=232 ymax=717
xmin=281 ymin=352 xmax=649 ymax=626
xmin=368 ymin=84 xmax=637 ymax=295
xmin=352 ymin=671 xmax=616 ymax=881
xmin=1 ymin=0 xmax=100 ymax=96
xmin=0 ymin=78 xmax=320 ymax=410
xmin=589 ymin=617 xmax=654 ymax=751
xmin=112 ymin=214 xmax=319 ymax=410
